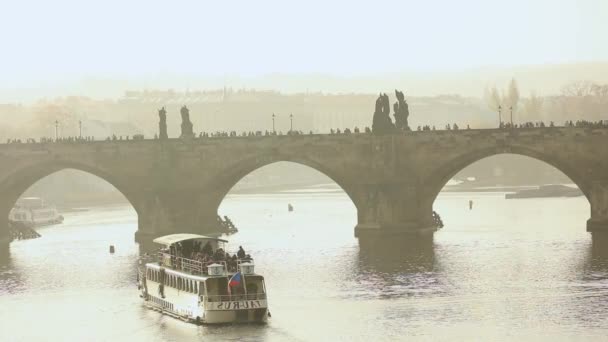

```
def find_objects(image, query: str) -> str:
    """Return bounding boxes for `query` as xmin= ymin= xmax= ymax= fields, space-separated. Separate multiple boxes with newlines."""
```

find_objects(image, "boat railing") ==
xmin=157 ymin=252 xmax=229 ymax=276
xmin=205 ymin=293 xmax=267 ymax=302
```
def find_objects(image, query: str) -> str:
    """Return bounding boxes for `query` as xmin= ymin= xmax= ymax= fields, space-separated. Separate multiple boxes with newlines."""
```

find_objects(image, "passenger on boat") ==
xmin=202 ymin=242 xmax=213 ymax=255
xmin=214 ymin=247 xmax=225 ymax=260
xmin=230 ymin=255 xmax=238 ymax=271
xmin=237 ymin=246 xmax=246 ymax=259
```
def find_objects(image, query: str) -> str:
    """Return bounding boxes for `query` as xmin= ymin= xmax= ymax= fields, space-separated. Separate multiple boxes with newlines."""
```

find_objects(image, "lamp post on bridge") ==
xmin=55 ymin=120 xmax=59 ymax=140
xmin=272 ymin=113 xmax=276 ymax=133
xmin=290 ymin=113 xmax=293 ymax=132
xmin=79 ymin=120 xmax=82 ymax=138
xmin=509 ymin=106 xmax=513 ymax=128
xmin=498 ymin=105 xmax=502 ymax=128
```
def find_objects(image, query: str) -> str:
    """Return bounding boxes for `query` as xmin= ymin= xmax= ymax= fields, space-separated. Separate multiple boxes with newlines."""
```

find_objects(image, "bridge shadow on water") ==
xmin=585 ymin=233 xmax=608 ymax=276
xmin=352 ymin=236 xmax=443 ymax=299
xmin=0 ymin=248 xmax=26 ymax=295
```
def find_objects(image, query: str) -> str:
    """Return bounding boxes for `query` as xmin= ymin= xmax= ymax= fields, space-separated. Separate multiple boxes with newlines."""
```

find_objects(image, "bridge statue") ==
xmin=180 ymin=105 xmax=194 ymax=139
xmin=158 ymin=107 xmax=168 ymax=140
xmin=372 ymin=93 xmax=396 ymax=134
xmin=393 ymin=90 xmax=410 ymax=131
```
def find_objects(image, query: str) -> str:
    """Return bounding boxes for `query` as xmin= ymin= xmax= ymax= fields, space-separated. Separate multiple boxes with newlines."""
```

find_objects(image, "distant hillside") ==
xmin=1 ymin=62 xmax=607 ymax=103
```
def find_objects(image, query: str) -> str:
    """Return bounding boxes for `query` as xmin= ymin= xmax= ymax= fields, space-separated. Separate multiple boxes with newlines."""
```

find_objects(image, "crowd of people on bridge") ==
xmin=5 ymin=136 xmax=96 ymax=144
xmin=565 ymin=120 xmax=607 ymax=128
xmin=4 ymin=101 xmax=608 ymax=145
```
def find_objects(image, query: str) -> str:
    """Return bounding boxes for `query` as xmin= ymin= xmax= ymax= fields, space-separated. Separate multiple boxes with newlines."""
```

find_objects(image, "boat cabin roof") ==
xmin=152 ymin=233 xmax=228 ymax=247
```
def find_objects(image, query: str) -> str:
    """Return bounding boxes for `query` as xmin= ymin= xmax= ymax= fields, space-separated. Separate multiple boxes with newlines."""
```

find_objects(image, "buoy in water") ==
xmin=109 ymin=245 xmax=115 ymax=254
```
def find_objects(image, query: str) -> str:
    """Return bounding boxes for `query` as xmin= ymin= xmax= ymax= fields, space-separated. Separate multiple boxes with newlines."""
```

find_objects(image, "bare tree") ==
xmin=561 ymin=80 xmax=596 ymax=97
xmin=27 ymin=102 xmax=79 ymax=138
xmin=507 ymin=78 xmax=520 ymax=111
xmin=558 ymin=81 xmax=608 ymax=121
xmin=484 ymin=85 xmax=502 ymax=111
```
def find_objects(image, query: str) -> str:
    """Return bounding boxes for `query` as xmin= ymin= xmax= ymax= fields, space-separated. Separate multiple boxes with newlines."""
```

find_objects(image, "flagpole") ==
xmin=226 ymin=264 xmax=231 ymax=299
xmin=242 ymin=270 xmax=248 ymax=299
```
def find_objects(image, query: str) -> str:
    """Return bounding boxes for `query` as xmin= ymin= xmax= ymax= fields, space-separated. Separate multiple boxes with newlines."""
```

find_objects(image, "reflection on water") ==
xmin=589 ymin=233 xmax=608 ymax=268
xmin=354 ymin=236 xmax=440 ymax=299
xmin=1 ymin=192 xmax=608 ymax=341
xmin=0 ymin=252 xmax=24 ymax=295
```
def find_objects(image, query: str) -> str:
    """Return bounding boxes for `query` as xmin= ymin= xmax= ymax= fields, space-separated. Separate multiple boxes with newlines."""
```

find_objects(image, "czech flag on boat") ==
xmin=229 ymin=272 xmax=242 ymax=287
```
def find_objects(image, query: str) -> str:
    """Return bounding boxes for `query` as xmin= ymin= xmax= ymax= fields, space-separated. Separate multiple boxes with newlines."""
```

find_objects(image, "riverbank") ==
xmin=45 ymin=181 xmax=581 ymax=212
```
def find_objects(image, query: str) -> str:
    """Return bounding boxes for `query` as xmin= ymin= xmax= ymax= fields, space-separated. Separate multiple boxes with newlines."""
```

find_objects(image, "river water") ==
xmin=1 ymin=190 xmax=607 ymax=341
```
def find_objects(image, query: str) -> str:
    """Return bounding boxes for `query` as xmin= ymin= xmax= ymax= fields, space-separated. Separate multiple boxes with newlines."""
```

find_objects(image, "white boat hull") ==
xmin=141 ymin=281 xmax=269 ymax=324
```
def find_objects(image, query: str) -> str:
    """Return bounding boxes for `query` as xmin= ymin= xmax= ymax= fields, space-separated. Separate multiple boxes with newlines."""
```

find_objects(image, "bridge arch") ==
xmin=196 ymin=154 xmax=361 ymax=233
xmin=209 ymin=154 xmax=359 ymax=207
xmin=424 ymin=145 xmax=591 ymax=206
xmin=0 ymin=160 xmax=140 ymax=243
xmin=419 ymin=146 xmax=593 ymax=233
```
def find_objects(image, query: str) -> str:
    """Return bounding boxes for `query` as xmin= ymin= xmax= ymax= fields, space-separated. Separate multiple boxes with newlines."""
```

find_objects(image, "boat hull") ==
xmin=142 ymin=293 xmax=268 ymax=324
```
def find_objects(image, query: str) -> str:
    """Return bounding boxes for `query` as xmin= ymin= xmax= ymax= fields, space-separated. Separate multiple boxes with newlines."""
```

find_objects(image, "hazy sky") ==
xmin=1 ymin=0 xmax=607 ymax=96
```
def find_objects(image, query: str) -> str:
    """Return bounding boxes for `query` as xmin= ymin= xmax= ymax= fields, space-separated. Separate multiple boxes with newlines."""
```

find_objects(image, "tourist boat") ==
xmin=505 ymin=184 xmax=583 ymax=199
xmin=137 ymin=234 xmax=269 ymax=324
xmin=8 ymin=197 xmax=64 ymax=228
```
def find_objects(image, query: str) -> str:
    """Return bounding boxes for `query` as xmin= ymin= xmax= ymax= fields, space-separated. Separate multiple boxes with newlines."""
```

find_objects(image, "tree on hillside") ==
xmin=559 ymin=81 xmax=608 ymax=121
xmin=484 ymin=86 xmax=502 ymax=111
xmin=27 ymin=102 xmax=79 ymax=138
xmin=507 ymin=78 xmax=520 ymax=111
xmin=561 ymin=80 xmax=597 ymax=97
xmin=521 ymin=91 xmax=544 ymax=121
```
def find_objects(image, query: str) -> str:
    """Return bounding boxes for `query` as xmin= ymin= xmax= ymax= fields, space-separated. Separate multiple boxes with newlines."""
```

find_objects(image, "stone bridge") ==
xmin=1 ymin=127 xmax=608 ymax=249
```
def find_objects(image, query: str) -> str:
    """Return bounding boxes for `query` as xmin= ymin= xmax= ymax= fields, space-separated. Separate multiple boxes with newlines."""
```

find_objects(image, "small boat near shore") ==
xmin=505 ymin=184 xmax=583 ymax=199
xmin=9 ymin=197 xmax=64 ymax=228
xmin=138 ymin=234 xmax=269 ymax=324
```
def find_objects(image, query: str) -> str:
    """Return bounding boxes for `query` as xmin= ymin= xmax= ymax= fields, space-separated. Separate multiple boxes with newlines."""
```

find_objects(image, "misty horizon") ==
xmin=2 ymin=0 xmax=607 ymax=102
xmin=2 ymin=61 xmax=608 ymax=103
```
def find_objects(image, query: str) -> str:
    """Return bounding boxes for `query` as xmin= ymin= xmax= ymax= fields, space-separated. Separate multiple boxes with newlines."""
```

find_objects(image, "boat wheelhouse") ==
xmin=138 ymin=233 xmax=269 ymax=324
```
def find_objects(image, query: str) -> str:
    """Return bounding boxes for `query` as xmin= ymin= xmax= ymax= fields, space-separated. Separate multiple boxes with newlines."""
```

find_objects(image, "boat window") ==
xmin=177 ymin=277 xmax=182 ymax=290
xmin=205 ymin=278 xmax=229 ymax=300
xmin=245 ymin=276 xmax=266 ymax=296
